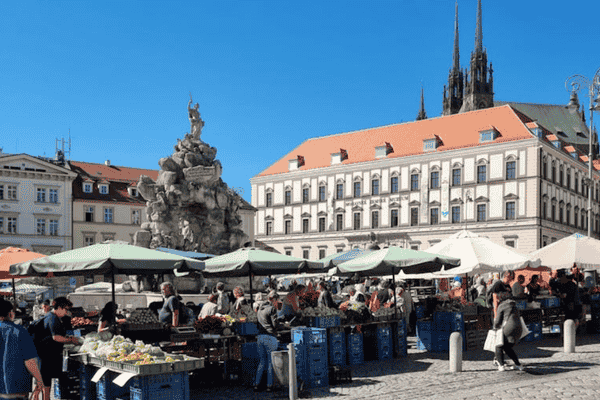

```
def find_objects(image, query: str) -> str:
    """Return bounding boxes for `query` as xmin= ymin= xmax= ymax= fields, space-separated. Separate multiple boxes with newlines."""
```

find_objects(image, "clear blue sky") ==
xmin=2 ymin=1 xmax=599 ymax=202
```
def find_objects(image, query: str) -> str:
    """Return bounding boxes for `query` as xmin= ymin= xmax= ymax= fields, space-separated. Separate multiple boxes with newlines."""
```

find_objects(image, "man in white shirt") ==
xmin=199 ymin=294 xmax=219 ymax=319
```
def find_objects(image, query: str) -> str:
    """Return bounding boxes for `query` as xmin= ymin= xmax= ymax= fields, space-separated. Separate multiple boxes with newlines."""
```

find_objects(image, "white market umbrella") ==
xmin=527 ymin=232 xmax=600 ymax=270
xmin=424 ymin=230 xmax=540 ymax=276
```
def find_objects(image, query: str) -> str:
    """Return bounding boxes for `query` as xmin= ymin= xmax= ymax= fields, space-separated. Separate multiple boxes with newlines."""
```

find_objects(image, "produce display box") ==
xmin=233 ymin=321 xmax=259 ymax=336
xmin=95 ymin=355 xmax=203 ymax=376
xmin=539 ymin=297 xmax=560 ymax=308
xmin=434 ymin=311 xmax=465 ymax=332
xmin=523 ymin=322 xmax=543 ymax=342
xmin=130 ymin=371 xmax=190 ymax=400
xmin=311 ymin=315 xmax=341 ymax=328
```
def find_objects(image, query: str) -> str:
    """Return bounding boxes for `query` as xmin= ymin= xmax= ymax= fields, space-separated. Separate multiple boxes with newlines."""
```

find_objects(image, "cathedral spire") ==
xmin=452 ymin=2 xmax=460 ymax=72
xmin=474 ymin=0 xmax=483 ymax=53
xmin=416 ymin=86 xmax=427 ymax=121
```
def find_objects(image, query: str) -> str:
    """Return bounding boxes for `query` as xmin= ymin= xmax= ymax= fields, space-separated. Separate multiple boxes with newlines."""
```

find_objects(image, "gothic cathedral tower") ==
xmin=459 ymin=0 xmax=494 ymax=113
xmin=442 ymin=3 xmax=464 ymax=116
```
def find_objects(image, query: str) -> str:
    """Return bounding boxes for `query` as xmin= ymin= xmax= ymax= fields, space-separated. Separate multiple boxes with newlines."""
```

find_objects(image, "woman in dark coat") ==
xmin=493 ymin=292 xmax=524 ymax=371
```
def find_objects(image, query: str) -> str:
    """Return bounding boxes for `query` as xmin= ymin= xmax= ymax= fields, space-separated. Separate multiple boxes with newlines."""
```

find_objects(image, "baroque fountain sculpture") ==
xmin=133 ymin=95 xmax=249 ymax=256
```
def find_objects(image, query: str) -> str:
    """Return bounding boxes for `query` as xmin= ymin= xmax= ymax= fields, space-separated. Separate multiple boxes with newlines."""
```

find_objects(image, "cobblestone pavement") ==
xmin=191 ymin=331 xmax=600 ymax=400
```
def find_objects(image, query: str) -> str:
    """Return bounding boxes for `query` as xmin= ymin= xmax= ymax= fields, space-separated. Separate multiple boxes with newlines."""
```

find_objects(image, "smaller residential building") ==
xmin=69 ymin=160 xmax=159 ymax=249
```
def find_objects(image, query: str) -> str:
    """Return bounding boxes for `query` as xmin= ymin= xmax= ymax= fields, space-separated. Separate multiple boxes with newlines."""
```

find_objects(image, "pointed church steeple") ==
xmin=416 ymin=86 xmax=427 ymax=121
xmin=460 ymin=0 xmax=494 ymax=113
xmin=442 ymin=2 xmax=464 ymax=116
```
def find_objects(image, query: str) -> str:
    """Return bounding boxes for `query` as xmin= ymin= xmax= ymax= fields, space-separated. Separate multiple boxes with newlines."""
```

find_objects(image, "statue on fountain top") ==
xmin=188 ymin=93 xmax=205 ymax=141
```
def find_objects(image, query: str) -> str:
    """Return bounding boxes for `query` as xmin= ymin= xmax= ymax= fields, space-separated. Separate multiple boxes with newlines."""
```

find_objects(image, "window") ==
xmin=353 ymin=182 xmax=361 ymax=198
xmin=479 ymin=131 xmax=494 ymax=142
xmin=285 ymin=250 xmax=292 ymax=256
xmin=390 ymin=177 xmax=399 ymax=193
xmin=336 ymin=214 xmax=343 ymax=231
xmin=575 ymin=174 xmax=579 ymax=193
xmin=477 ymin=204 xmax=486 ymax=222
xmin=265 ymin=221 xmax=273 ymax=236
xmin=371 ymin=211 xmax=379 ymax=228
xmin=506 ymin=201 xmax=516 ymax=219
xmin=265 ymin=192 xmax=272 ymax=207
xmin=411 ymin=174 xmax=419 ymax=191
xmin=84 ymin=235 xmax=95 ymax=246
xmin=49 ymin=219 xmax=59 ymax=236
xmin=575 ymin=208 xmax=579 ymax=227
xmin=99 ymin=185 xmax=108 ymax=195
xmin=559 ymin=167 xmax=564 ymax=186
xmin=302 ymin=188 xmax=309 ymax=203
xmin=410 ymin=207 xmax=419 ymax=226
xmin=284 ymin=220 xmax=291 ymax=234
xmin=430 ymin=171 xmax=440 ymax=189
xmin=505 ymin=240 xmax=515 ymax=248
xmin=36 ymin=188 xmax=46 ymax=203
xmin=36 ymin=218 xmax=46 ymax=235
xmin=559 ymin=206 xmax=564 ymax=224
xmin=7 ymin=217 xmax=16 ymax=234
xmin=285 ymin=190 xmax=291 ymax=205
xmin=567 ymin=170 xmax=571 ymax=189
xmin=582 ymin=212 xmax=586 ymax=229
xmin=371 ymin=179 xmax=380 ymax=195
xmin=452 ymin=169 xmax=461 ymax=186
xmin=83 ymin=183 xmax=92 ymax=193
xmin=0 ymin=185 xmax=3 ymax=200
xmin=430 ymin=208 xmax=439 ymax=225
xmin=318 ymin=186 xmax=326 ymax=202
xmin=506 ymin=161 xmax=516 ymax=180
xmin=85 ymin=206 xmax=94 ymax=222
xmin=551 ymin=163 xmax=556 ymax=183
xmin=543 ymin=202 xmax=547 ymax=220
xmin=318 ymin=217 xmax=326 ymax=232
xmin=353 ymin=212 xmax=361 ymax=230
xmin=390 ymin=209 xmax=399 ymax=227
xmin=477 ymin=165 xmax=487 ymax=183
xmin=336 ymin=183 xmax=344 ymax=199
xmin=319 ymin=249 xmax=326 ymax=259
xmin=551 ymin=204 xmax=556 ymax=221
xmin=542 ymin=161 xmax=547 ymax=180
xmin=302 ymin=218 xmax=309 ymax=233
xmin=132 ymin=209 xmax=141 ymax=225
xmin=303 ymin=250 xmax=309 ymax=259
xmin=566 ymin=207 xmax=571 ymax=226
xmin=0 ymin=217 xmax=3 ymax=233
xmin=104 ymin=208 xmax=114 ymax=224
xmin=451 ymin=206 xmax=461 ymax=224
xmin=129 ymin=188 xmax=138 ymax=197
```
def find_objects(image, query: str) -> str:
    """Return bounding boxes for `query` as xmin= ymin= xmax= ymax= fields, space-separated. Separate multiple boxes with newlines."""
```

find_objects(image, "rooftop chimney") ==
xmin=105 ymin=160 xmax=111 ymax=166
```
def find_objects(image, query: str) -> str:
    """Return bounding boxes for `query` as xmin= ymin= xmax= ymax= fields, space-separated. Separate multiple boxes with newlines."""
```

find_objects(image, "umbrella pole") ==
xmin=248 ymin=265 xmax=254 ymax=311
xmin=111 ymin=269 xmax=116 ymax=313
xmin=392 ymin=269 xmax=398 ymax=322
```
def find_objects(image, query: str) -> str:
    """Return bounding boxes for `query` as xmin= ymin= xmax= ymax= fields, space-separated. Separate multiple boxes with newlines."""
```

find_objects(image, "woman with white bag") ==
xmin=492 ymin=292 xmax=525 ymax=371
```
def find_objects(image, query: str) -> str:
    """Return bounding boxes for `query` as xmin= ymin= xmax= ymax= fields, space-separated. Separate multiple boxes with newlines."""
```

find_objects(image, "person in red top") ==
xmin=278 ymin=284 xmax=305 ymax=321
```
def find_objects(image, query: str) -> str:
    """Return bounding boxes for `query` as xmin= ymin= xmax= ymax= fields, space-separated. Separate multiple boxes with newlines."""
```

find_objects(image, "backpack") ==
xmin=27 ymin=316 xmax=49 ymax=347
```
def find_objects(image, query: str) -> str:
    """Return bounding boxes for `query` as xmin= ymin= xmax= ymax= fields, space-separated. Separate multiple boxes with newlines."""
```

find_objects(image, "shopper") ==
xmin=317 ymin=281 xmax=336 ymax=309
xmin=279 ymin=284 xmax=305 ymax=321
xmin=36 ymin=297 xmax=79 ymax=400
xmin=488 ymin=271 xmax=514 ymax=316
xmin=199 ymin=294 xmax=218 ymax=319
xmin=232 ymin=286 xmax=248 ymax=312
xmin=0 ymin=298 xmax=46 ymax=400
xmin=215 ymin=282 xmax=230 ymax=315
xmin=255 ymin=291 xmax=284 ymax=392
xmin=512 ymin=275 xmax=527 ymax=300
xmin=98 ymin=301 xmax=118 ymax=332
xmin=493 ymin=292 xmax=524 ymax=371
xmin=32 ymin=299 xmax=51 ymax=321
xmin=526 ymin=275 xmax=541 ymax=302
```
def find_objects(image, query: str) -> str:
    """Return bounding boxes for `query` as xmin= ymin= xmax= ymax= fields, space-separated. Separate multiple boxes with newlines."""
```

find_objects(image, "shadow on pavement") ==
xmin=520 ymin=360 xmax=599 ymax=376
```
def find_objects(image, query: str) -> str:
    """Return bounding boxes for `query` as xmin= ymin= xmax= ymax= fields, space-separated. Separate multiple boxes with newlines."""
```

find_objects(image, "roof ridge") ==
xmin=70 ymin=160 xmax=158 ymax=171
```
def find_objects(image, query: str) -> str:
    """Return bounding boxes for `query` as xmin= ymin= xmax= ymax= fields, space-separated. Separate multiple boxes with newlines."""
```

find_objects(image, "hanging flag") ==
xmin=340 ymin=148 xmax=348 ymax=161
xmin=297 ymin=155 xmax=305 ymax=167
xmin=385 ymin=142 xmax=394 ymax=154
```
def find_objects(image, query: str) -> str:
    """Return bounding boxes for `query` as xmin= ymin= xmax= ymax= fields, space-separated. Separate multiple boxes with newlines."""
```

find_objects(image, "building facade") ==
xmin=0 ymin=153 xmax=77 ymax=253
xmin=250 ymin=106 xmax=600 ymax=259
xmin=69 ymin=160 xmax=159 ymax=249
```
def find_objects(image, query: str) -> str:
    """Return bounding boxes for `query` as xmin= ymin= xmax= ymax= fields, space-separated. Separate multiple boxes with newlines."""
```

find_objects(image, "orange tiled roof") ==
xmin=69 ymin=161 xmax=158 ymax=183
xmin=564 ymin=145 xmax=576 ymax=153
xmin=546 ymin=134 xmax=558 ymax=141
xmin=257 ymin=105 xmax=536 ymax=177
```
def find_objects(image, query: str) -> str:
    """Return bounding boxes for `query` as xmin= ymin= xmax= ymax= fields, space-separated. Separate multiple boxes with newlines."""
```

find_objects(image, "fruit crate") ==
xmin=434 ymin=311 xmax=465 ymax=332
xmin=96 ymin=371 xmax=130 ymax=400
xmin=292 ymin=327 xmax=327 ymax=347
xmin=311 ymin=315 xmax=341 ymax=328
xmin=129 ymin=371 xmax=190 ymax=400
xmin=234 ymin=322 xmax=259 ymax=336
xmin=347 ymin=333 xmax=364 ymax=365
xmin=539 ymin=297 xmax=560 ymax=308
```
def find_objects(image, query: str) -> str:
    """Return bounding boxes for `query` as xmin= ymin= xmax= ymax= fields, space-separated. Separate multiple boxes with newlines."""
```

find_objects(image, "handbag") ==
xmin=519 ymin=316 xmax=531 ymax=340
xmin=484 ymin=329 xmax=503 ymax=351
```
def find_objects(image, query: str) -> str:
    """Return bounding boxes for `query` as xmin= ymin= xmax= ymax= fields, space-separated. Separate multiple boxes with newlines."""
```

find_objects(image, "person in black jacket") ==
xmin=254 ymin=291 xmax=285 ymax=392
xmin=317 ymin=281 xmax=337 ymax=309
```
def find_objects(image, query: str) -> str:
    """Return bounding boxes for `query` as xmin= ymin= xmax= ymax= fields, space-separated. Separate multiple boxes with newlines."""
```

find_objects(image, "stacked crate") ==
xmin=129 ymin=371 xmax=190 ymax=400
xmin=53 ymin=370 xmax=81 ymax=400
xmin=376 ymin=324 xmax=393 ymax=360
xmin=415 ymin=320 xmax=434 ymax=351
xmin=432 ymin=311 xmax=465 ymax=352
xmin=394 ymin=320 xmax=408 ymax=357
xmin=96 ymin=371 xmax=130 ymax=400
xmin=79 ymin=364 xmax=96 ymax=400
xmin=347 ymin=332 xmax=364 ymax=365
xmin=328 ymin=327 xmax=346 ymax=366
xmin=241 ymin=342 xmax=259 ymax=386
xmin=523 ymin=322 xmax=543 ymax=342
xmin=293 ymin=327 xmax=329 ymax=388
xmin=464 ymin=310 xmax=492 ymax=350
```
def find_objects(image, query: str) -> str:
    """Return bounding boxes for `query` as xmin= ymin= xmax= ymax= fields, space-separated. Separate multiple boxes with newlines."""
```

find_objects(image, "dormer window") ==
xmin=479 ymin=129 xmax=497 ymax=143
xmin=331 ymin=153 xmax=342 ymax=165
xmin=423 ymin=138 xmax=437 ymax=152
xmin=99 ymin=184 xmax=109 ymax=195
xmin=572 ymin=152 xmax=579 ymax=160
xmin=532 ymin=128 xmax=543 ymax=138
xmin=83 ymin=182 xmax=93 ymax=193
xmin=552 ymin=141 xmax=561 ymax=149
xmin=128 ymin=187 xmax=138 ymax=197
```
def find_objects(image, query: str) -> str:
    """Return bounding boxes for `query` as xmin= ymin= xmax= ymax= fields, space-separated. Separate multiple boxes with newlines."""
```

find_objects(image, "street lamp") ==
xmin=565 ymin=68 xmax=600 ymax=237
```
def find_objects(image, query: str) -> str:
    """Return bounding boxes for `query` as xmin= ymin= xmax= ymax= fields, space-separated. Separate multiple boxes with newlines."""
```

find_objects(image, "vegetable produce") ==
xmin=71 ymin=317 xmax=97 ymax=327
xmin=127 ymin=309 xmax=160 ymax=324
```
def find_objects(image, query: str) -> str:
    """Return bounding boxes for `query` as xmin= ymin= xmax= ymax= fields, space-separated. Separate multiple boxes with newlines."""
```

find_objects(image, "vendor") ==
xmin=394 ymin=285 xmax=413 ymax=333
xmin=317 ymin=281 xmax=336 ymax=309
xmin=511 ymin=275 xmax=527 ymax=300
xmin=253 ymin=292 xmax=267 ymax=313
xmin=369 ymin=280 xmax=393 ymax=313
xmin=255 ymin=291 xmax=286 ymax=393
xmin=199 ymin=294 xmax=218 ymax=319
xmin=232 ymin=286 xmax=248 ymax=312
xmin=98 ymin=301 xmax=118 ymax=332
xmin=351 ymin=284 xmax=368 ymax=303
xmin=158 ymin=282 xmax=181 ymax=327
xmin=279 ymin=284 xmax=305 ymax=321
xmin=526 ymin=274 xmax=542 ymax=302
xmin=215 ymin=282 xmax=230 ymax=315
xmin=448 ymin=277 xmax=466 ymax=302
xmin=32 ymin=299 xmax=51 ymax=321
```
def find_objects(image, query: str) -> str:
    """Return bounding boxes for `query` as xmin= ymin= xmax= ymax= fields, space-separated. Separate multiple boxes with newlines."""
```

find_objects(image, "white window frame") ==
xmin=104 ymin=208 xmax=114 ymax=224
xmin=83 ymin=182 xmax=93 ymax=193
xmin=36 ymin=188 xmax=46 ymax=203
xmin=99 ymin=184 xmax=109 ymax=195
xmin=49 ymin=219 xmax=59 ymax=236
xmin=132 ymin=209 xmax=141 ymax=225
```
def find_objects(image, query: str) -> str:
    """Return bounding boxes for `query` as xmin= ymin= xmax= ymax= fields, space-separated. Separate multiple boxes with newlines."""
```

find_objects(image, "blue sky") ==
xmin=2 ymin=1 xmax=600 ymax=202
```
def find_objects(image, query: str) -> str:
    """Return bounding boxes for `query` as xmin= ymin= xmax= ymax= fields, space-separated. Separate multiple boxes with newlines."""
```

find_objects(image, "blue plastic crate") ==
xmin=329 ymin=331 xmax=345 ymax=344
xmin=303 ymin=366 xmax=329 ymax=388
xmin=347 ymin=349 xmax=364 ymax=365
xmin=130 ymin=372 xmax=189 ymax=400
xmin=234 ymin=322 xmax=259 ymax=336
xmin=292 ymin=327 xmax=327 ymax=346
xmin=434 ymin=311 xmax=464 ymax=332
xmin=347 ymin=332 xmax=363 ymax=346
xmin=417 ymin=320 xmax=433 ymax=333
xmin=415 ymin=304 xmax=427 ymax=319
xmin=242 ymin=342 xmax=259 ymax=359
xmin=79 ymin=364 xmax=96 ymax=400
xmin=329 ymin=344 xmax=346 ymax=366
xmin=540 ymin=297 xmax=560 ymax=308
xmin=97 ymin=371 xmax=130 ymax=400
xmin=523 ymin=331 xmax=542 ymax=342
xmin=528 ymin=322 xmax=542 ymax=333
xmin=377 ymin=324 xmax=392 ymax=340
xmin=307 ymin=346 xmax=328 ymax=365
xmin=515 ymin=300 xmax=527 ymax=310
xmin=311 ymin=315 xmax=341 ymax=328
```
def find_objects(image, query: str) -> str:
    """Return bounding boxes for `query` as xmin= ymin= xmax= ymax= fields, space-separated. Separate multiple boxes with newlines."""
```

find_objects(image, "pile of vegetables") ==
xmin=195 ymin=315 xmax=227 ymax=333
xmin=79 ymin=334 xmax=191 ymax=365
xmin=71 ymin=317 xmax=97 ymax=327
xmin=127 ymin=309 xmax=160 ymax=325
xmin=301 ymin=307 xmax=344 ymax=318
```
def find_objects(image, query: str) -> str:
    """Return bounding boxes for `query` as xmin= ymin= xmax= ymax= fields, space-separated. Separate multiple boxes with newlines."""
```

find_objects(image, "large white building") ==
xmin=0 ymin=153 xmax=77 ymax=254
xmin=250 ymin=104 xmax=599 ymax=259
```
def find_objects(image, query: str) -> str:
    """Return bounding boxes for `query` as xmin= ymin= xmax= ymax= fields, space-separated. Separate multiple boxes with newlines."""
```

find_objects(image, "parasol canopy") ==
xmin=526 ymin=233 xmax=600 ymax=270
xmin=424 ymin=230 xmax=540 ymax=276
xmin=9 ymin=241 xmax=205 ymax=277
xmin=0 ymin=247 xmax=45 ymax=280
xmin=202 ymin=247 xmax=323 ymax=277
xmin=329 ymin=246 xmax=461 ymax=277
xmin=318 ymin=248 xmax=374 ymax=269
